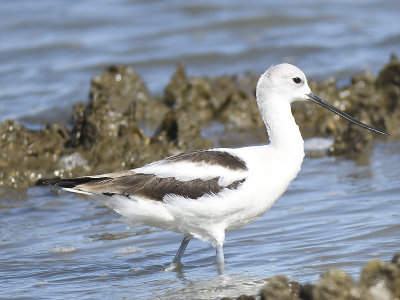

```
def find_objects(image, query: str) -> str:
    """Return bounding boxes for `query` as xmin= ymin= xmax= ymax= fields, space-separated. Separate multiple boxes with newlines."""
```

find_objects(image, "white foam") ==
xmin=304 ymin=137 xmax=334 ymax=152
xmin=53 ymin=246 xmax=76 ymax=253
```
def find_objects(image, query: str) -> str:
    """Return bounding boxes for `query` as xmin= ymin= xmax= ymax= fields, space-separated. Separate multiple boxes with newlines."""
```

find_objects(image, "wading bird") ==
xmin=46 ymin=64 xmax=388 ymax=274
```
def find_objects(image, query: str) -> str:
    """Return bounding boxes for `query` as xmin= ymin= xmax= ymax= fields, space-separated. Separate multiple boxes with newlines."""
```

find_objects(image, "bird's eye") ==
xmin=292 ymin=77 xmax=302 ymax=84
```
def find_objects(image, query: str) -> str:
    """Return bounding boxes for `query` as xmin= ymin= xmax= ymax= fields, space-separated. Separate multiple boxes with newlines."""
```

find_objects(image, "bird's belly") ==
xmin=162 ymin=177 xmax=288 ymax=236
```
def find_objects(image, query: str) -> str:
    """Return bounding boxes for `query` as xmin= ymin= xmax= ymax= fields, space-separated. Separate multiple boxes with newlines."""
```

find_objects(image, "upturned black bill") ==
xmin=307 ymin=92 xmax=389 ymax=136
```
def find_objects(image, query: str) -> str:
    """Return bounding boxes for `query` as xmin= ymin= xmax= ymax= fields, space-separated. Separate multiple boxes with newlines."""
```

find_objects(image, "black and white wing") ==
xmin=46 ymin=149 xmax=248 ymax=201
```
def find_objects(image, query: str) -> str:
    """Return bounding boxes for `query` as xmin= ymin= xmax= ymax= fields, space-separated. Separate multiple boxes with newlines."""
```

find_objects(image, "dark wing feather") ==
xmin=164 ymin=150 xmax=247 ymax=171
xmin=44 ymin=177 xmax=108 ymax=189
xmin=45 ymin=173 xmax=245 ymax=201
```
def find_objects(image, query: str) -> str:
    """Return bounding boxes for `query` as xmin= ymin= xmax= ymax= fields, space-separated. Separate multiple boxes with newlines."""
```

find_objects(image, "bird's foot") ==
xmin=165 ymin=262 xmax=181 ymax=272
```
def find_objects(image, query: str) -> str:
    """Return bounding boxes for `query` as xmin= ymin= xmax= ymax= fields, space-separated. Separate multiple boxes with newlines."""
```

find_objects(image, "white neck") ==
xmin=257 ymin=94 xmax=305 ymax=160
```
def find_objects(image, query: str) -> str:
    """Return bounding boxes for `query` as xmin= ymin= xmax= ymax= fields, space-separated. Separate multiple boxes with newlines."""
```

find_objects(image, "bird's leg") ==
xmin=165 ymin=236 xmax=191 ymax=271
xmin=216 ymin=245 xmax=225 ymax=275
xmin=172 ymin=236 xmax=191 ymax=264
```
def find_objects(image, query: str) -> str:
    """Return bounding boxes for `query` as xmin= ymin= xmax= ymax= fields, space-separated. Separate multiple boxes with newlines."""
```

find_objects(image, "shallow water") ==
xmin=1 ymin=141 xmax=399 ymax=299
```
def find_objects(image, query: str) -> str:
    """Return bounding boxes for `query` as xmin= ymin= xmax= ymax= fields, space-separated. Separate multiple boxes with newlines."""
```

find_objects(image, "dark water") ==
xmin=1 ymin=1 xmax=400 ymax=299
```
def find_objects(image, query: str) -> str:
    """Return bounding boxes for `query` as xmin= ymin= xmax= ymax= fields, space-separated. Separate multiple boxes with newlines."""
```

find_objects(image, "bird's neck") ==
xmin=259 ymin=98 xmax=305 ymax=158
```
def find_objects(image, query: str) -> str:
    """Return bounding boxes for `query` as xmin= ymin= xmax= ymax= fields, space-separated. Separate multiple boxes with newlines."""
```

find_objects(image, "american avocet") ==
xmin=46 ymin=64 xmax=388 ymax=274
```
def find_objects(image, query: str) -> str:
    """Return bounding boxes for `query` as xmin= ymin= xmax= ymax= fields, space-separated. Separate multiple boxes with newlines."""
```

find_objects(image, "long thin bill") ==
xmin=307 ymin=92 xmax=389 ymax=136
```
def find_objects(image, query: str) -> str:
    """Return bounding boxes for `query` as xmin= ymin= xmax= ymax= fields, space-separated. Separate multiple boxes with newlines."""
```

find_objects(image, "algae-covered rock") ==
xmin=68 ymin=67 xmax=165 ymax=172
xmin=236 ymin=295 xmax=256 ymax=300
xmin=328 ymin=71 xmax=386 ymax=155
xmin=164 ymin=58 xmax=398 ymax=154
xmin=164 ymin=62 xmax=191 ymax=108
xmin=0 ymin=65 xmax=207 ymax=193
xmin=391 ymin=253 xmax=400 ymax=266
xmin=299 ymin=283 xmax=315 ymax=300
xmin=69 ymin=65 xmax=165 ymax=148
xmin=151 ymin=107 xmax=212 ymax=152
xmin=64 ymin=64 xmax=206 ymax=175
xmin=58 ymin=64 xmax=211 ymax=176
xmin=206 ymin=73 xmax=263 ymax=129
xmin=360 ymin=259 xmax=400 ymax=298
xmin=293 ymin=71 xmax=391 ymax=156
xmin=0 ymin=120 xmax=68 ymax=192
xmin=376 ymin=53 xmax=400 ymax=137
xmin=164 ymin=64 xmax=263 ymax=128
xmin=164 ymin=63 xmax=224 ymax=123
xmin=376 ymin=54 xmax=400 ymax=112
xmin=313 ymin=269 xmax=373 ymax=300
xmin=223 ymin=253 xmax=400 ymax=300
xmin=292 ymin=78 xmax=341 ymax=139
xmin=1 ymin=56 xmax=399 ymax=194
xmin=70 ymin=97 xmax=144 ymax=148
xmin=260 ymin=276 xmax=301 ymax=300
xmin=327 ymin=54 xmax=400 ymax=154
xmin=89 ymin=64 xmax=164 ymax=122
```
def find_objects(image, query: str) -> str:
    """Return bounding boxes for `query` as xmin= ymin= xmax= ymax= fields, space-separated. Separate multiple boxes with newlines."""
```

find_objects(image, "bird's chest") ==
xmin=233 ymin=152 xmax=303 ymax=222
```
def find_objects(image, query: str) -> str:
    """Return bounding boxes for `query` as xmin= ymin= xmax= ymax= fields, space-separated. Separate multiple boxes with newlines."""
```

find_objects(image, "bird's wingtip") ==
xmin=39 ymin=177 xmax=105 ymax=189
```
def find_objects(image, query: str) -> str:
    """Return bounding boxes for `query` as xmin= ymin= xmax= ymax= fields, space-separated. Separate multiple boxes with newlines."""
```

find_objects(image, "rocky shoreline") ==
xmin=0 ymin=55 xmax=399 ymax=196
xmin=223 ymin=253 xmax=400 ymax=300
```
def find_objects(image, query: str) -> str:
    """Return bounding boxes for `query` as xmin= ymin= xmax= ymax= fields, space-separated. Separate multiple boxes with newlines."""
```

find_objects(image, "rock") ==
xmin=0 ymin=56 xmax=399 ymax=194
xmin=70 ymin=65 xmax=158 ymax=148
xmin=299 ymin=283 xmax=315 ymax=300
xmin=164 ymin=62 xmax=190 ymax=107
xmin=151 ymin=107 xmax=212 ymax=152
xmin=164 ymin=63 xmax=221 ymax=123
xmin=164 ymin=64 xmax=263 ymax=128
xmin=237 ymin=295 xmax=256 ymax=300
xmin=0 ymin=120 xmax=68 ymax=192
xmin=221 ymin=296 xmax=256 ymax=300
xmin=391 ymin=252 xmax=400 ymax=265
xmin=312 ymin=269 xmax=373 ymax=300
xmin=368 ymin=286 xmax=393 ymax=300
xmin=260 ymin=276 xmax=301 ymax=300
xmin=360 ymin=259 xmax=400 ymax=298
xmin=376 ymin=53 xmax=400 ymax=137
xmin=89 ymin=65 xmax=161 ymax=121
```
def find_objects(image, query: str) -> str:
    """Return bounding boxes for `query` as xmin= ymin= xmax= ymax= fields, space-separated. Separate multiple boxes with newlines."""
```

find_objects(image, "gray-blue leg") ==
xmin=216 ymin=245 xmax=225 ymax=275
xmin=166 ymin=236 xmax=191 ymax=271
xmin=172 ymin=236 xmax=191 ymax=264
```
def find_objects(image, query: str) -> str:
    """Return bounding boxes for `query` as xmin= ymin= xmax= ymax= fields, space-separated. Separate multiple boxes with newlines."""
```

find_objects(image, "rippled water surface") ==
xmin=1 ymin=1 xmax=400 ymax=299
xmin=1 ymin=141 xmax=399 ymax=299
